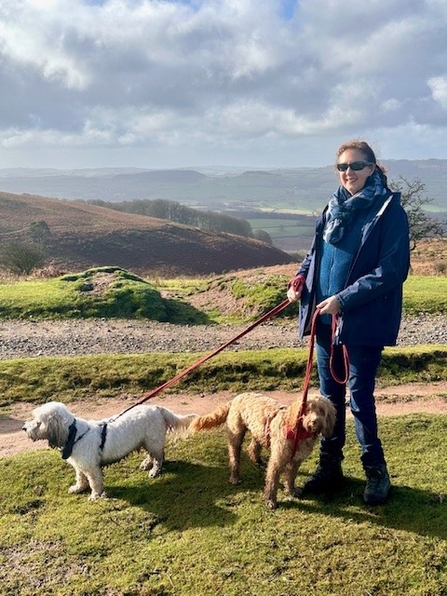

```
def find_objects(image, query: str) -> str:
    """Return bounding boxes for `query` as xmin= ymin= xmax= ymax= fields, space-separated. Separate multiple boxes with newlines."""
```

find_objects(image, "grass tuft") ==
xmin=0 ymin=346 xmax=446 ymax=407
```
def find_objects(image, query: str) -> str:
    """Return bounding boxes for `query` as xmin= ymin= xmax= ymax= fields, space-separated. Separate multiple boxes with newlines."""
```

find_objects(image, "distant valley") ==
xmin=0 ymin=160 xmax=445 ymax=265
xmin=0 ymin=160 xmax=446 ymax=215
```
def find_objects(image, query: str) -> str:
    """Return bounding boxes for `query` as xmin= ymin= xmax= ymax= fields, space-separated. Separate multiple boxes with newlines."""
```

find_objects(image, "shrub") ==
xmin=0 ymin=241 xmax=45 ymax=275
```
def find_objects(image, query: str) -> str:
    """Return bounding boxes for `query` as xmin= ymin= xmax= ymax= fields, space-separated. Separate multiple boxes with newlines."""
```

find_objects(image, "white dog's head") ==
xmin=23 ymin=401 xmax=75 ymax=449
xmin=303 ymin=395 xmax=336 ymax=437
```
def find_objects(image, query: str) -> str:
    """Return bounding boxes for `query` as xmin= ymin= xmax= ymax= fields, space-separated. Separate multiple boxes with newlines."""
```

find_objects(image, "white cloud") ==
xmin=0 ymin=0 xmax=447 ymax=168
xmin=428 ymin=77 xmax=447 ymax=109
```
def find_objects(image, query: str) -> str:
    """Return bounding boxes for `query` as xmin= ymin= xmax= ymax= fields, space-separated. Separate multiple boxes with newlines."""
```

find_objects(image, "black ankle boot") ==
xmin=303 ymin=452 xmax=344 ymax=494
xmin=363 ymin=464 xmax=391 ymax=505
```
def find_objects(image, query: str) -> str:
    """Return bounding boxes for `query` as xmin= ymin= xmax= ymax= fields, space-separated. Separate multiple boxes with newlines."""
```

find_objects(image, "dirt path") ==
xmin=3 ymin=381 xmax=447 ymax=459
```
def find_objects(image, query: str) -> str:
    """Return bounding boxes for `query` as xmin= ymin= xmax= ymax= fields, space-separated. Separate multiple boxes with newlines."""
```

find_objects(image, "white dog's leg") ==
xmin=140 ymin=450 xmax=164 ymax=478
xmin=148 ymin=451 xmax=164 ymax=478
xmin=84 ymin=468 xmax=105 ymax=501
xmin=68 ymin=467 xmax=90 ymax=494
xmin=139 ymin=455 xmax=153 ymax=471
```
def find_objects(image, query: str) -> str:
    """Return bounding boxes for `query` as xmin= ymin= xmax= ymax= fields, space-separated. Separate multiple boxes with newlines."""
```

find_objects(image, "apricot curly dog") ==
xmin=191 ymin=391 xmax=336 ymax=509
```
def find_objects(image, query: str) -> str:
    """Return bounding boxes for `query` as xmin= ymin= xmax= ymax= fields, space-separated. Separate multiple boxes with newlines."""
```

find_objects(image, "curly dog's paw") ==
xmin=264 ymin=498 xmax=278 ymax=510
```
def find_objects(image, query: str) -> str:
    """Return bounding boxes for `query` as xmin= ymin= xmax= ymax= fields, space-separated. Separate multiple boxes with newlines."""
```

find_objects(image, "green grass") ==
xmin=0 ymin=271 xmax=445 ymax=323
xmin=247 ymin=217 xmax=315 ymax=239
xmin=0 ymin=345 xmax=446 ymax=408
xmin=403 ymin=275 xmax=447 ymax=313
xmin=0 ymin=267 xmax=168 ymax=321
xmin=1 ymin=415 xmax=447 ymax=595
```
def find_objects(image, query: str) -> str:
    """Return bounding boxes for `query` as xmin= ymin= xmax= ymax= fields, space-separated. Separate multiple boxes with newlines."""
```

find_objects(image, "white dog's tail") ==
xmin=190 ymin=402 xmax=231 ymax=432
xmin=159 ymin=408 xmax=198 ymax=432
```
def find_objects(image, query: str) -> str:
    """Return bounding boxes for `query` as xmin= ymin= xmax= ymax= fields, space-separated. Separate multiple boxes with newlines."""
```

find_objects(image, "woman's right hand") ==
xmin=287 ymin=275 xmax=305 ymax=302
xmin=316 ymin=295 xmax=341 ymax=315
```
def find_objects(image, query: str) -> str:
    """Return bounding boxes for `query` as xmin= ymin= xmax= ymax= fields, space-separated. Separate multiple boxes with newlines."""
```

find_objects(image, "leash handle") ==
xmin=114 ymin=298 xmax=293 ymax=419
xmin=329 ymin=314 xmax=350 ymax=385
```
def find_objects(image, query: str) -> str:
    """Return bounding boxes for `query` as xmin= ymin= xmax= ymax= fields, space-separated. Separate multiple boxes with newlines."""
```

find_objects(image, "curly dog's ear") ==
xmin=46 ymin=412 xmax=70 ymax=449
xmin=320 ymin=399 xmax=337 ymax=438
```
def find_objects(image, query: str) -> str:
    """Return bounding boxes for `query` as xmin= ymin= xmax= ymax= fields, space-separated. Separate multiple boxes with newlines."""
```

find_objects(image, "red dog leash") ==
xmin=330 ymin=314 xmax=350 ymax=384
xmin=286 ymin=309 xmax=349 ymax=455
xmin=286 ymin=307 xmax=320 ymax=454
xmin=113 ymin=298 xmax=292 ymax=420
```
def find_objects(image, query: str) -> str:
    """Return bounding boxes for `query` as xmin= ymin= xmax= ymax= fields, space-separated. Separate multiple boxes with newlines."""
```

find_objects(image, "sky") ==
xmin=1 ymin=0 xmax=447 ymax=170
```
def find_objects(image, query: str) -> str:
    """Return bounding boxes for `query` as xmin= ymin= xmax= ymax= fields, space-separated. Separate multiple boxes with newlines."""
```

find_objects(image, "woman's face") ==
xmin=337 ymin=149 xmax=375 ymax=195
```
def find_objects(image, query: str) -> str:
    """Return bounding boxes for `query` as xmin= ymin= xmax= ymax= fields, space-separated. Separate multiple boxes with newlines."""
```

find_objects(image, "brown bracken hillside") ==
xmin=0 ymin=191 xmax=294 ymax=276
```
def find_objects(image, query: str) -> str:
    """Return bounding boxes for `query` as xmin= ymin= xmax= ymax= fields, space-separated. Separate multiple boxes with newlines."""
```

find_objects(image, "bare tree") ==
xmin=390 ymin=176 xmax=446 ymax=250
xmin=0 ymin=242 xmax=45 ymax=275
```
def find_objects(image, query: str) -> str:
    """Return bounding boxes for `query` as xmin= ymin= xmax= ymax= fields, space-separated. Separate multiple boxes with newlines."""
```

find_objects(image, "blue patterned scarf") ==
xmin=323 ymin=171 xmax=387 ymax=244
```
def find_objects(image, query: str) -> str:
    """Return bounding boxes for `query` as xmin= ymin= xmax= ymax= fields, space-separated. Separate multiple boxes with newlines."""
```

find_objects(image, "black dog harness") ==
xmin=61 ymin=420 xmax=108 ymax=460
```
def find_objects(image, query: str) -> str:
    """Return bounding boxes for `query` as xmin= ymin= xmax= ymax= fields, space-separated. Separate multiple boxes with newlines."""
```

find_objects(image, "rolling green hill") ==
xmin=0 ymin=192 xmax=293 ymax=276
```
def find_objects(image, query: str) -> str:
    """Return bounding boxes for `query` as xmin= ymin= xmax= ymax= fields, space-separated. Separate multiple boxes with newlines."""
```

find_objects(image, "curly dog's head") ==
xmin=303 ymin=396 xmax=336 ymax=437
xmin=22 ymin=401 xmax=74 ymax=449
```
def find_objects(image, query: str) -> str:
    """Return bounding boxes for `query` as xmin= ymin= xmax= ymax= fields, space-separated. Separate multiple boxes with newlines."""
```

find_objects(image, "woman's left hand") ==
xmin=316 ymin=295 xmax=341 ymax=315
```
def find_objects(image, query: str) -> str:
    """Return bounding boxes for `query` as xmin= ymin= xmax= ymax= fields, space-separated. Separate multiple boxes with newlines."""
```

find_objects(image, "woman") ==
xmin=287 ymin=140 xmax=410 ymax=505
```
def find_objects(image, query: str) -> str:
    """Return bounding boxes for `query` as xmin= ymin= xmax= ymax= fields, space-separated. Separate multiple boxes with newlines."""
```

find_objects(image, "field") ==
xmin=247 ymin=216 xmax=315 ymax=252
xmin=1 ymin=240 xmax=447 ymax=595
xmin=1 ymin=415 xmax=447 ymax=595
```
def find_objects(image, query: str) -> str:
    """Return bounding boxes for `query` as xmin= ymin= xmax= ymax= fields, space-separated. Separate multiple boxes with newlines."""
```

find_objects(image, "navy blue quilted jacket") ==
xmin=297 ymin=191 xmax=410 ymax=346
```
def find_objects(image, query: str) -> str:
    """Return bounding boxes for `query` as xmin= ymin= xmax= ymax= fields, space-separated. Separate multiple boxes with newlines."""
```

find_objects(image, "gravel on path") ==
xmin=0 ymin=313 xmax=446 ymax=360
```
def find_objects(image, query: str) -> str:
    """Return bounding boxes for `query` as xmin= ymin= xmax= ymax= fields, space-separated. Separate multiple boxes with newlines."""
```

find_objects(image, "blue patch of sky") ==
xmin=81 ymin=0 xmax=297 ymax=17
xmin=279 ymin=0 xmax=298 ymax=20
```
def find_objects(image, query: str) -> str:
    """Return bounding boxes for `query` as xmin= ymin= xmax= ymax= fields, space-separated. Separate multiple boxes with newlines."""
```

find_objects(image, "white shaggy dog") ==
xmin=23 ymin=401 xmax=197 ymax=501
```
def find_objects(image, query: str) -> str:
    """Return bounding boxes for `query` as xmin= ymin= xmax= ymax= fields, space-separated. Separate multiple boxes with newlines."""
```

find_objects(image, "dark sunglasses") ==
xmin=337 ymin=161 xmax=373 ymax=172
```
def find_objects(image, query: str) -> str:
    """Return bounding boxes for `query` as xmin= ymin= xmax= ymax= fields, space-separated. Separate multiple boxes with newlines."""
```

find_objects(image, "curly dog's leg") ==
xmin=264 ymin=448 xmax=283 ymax=509
xmin=227 ymin=429 xmax=245 ymax=485
xmin=247 ymin=438 xmax=264 ymax=467
xmin=284 ymin=459 xmax=303 ymax=498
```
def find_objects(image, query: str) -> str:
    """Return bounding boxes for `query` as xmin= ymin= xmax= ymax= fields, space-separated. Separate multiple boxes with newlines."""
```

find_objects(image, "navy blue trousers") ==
xmin=315 ymin=322 xmax=386 ymax=468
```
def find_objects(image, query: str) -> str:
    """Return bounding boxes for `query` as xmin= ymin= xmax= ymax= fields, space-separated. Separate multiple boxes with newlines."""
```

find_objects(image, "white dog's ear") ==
xmin=46 ymin=413 xmax=69 ymax=448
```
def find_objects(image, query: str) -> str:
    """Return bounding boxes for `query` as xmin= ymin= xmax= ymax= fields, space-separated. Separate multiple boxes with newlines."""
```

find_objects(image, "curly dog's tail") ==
xmin=190 ymin=402 xmax=231 ymax=431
